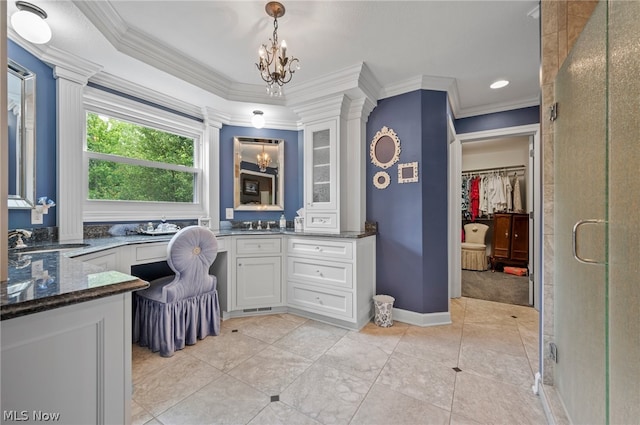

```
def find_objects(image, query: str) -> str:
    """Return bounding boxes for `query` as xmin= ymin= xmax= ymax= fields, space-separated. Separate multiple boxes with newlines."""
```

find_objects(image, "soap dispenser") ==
xmin=279 ymin=214 xmax=286 ymax=230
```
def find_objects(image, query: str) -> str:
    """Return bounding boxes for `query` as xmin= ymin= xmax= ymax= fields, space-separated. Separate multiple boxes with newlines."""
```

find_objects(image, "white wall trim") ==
xmin=392 ymin=308 xmax=452 ymax=327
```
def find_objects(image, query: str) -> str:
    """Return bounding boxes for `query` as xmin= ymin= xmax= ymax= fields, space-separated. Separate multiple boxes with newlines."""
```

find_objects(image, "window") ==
xmin=86 ymin=113 xmax=196 ymax=202
xmin=83 ymin=87 xmax=207 ymax=221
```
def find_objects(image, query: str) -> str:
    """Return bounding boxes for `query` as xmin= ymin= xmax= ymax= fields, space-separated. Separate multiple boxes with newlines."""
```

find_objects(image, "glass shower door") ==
xmin=607 ymin=1 xmax=640 ymax=422
xmin=554 ymin=1 xmax=640 ymax=423
xmin=553 ymin=1 xmax=607 ymax=423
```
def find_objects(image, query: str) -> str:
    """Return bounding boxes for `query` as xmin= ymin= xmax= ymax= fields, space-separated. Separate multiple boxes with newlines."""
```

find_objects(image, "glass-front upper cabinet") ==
xmin=303 ymin=119 xmax=340 ymax=233
xmin=304 ymin=120 xmax=337 ymax=211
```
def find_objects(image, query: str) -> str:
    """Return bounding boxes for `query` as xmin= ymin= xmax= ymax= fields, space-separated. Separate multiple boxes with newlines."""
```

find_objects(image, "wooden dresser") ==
xmin=490 ymin=213 xmax=529 ymax=271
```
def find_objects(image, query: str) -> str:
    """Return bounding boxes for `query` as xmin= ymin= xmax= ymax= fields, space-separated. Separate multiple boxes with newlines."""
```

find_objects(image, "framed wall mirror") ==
xmin=7 ymin=59 xmax=36 ymax=209
xmin=234 ymin=136 xmax=284 ymax=211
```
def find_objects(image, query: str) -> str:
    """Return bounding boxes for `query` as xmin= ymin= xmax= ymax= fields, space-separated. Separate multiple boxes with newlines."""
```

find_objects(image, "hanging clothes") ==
xmin=503 ymin=175 xmax=513 ymax=212
xmin=513 ymin=176 xmax=523 ymax=212
xmin=470 ymin=176 xmax=480 ymax=221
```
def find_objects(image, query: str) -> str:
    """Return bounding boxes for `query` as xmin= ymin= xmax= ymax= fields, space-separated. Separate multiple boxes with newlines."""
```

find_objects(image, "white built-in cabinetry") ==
xmin=286 ymin=236 xmax=376 ymax=329
xmin=232 ymin=236 xmax=283 ymax=310
xmin=1 ymin=293 xmax=133 ymax=424
xmin=304 ymin=120 xmax=339 ymax=232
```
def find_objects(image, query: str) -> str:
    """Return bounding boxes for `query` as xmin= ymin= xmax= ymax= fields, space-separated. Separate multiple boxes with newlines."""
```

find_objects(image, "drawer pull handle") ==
xmin=315 ymin=296 xmax=323 ymax=304
xmin=315 ymin=246 xmax=321 ymax=251
xmin=505 ymin=232 xmax=509 ymax=238
xmin=514 ymin=233 xmax=518 ymax=238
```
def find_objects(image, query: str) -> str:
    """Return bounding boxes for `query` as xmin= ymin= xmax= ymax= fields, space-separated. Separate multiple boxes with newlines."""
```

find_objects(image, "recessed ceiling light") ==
xmin=11 ymin=1 xmax=52 ymax=44
xmin=490 ymin=80 xmax=509 ymax=89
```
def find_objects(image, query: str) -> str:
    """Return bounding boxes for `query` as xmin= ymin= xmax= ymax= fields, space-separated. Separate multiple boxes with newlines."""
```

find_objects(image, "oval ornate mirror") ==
xmin=7 ymin=59 xmax=36 ymax=209
xmin=234 ymin=136 xmax=284 ymax=211
xmin=370 ymin=126 xmax=401 ymax=169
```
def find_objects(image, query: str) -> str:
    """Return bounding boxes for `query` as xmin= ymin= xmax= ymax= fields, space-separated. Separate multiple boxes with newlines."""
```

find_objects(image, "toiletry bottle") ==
xmin=279 ymin=214 xmax=286 ymax=230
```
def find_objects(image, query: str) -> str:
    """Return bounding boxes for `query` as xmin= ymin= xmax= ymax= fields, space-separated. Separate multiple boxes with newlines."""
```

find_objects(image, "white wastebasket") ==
xmin=373 ymin=295 xmax=395 ymax=327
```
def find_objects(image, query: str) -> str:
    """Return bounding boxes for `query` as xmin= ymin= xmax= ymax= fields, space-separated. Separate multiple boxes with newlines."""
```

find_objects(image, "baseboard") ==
xmin=538 ymin=383 xmax=571 ymax=425
xmin=392 ymin=307 xmax=452 ymax=327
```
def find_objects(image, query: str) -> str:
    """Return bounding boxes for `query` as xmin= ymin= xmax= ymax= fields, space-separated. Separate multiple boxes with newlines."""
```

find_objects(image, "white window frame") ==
xmin=82 ymin=86 xmax=208 ymax=222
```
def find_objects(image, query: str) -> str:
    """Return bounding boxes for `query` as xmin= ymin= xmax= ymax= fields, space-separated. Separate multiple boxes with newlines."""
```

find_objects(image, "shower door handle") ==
xmin=572 ymin=219 xmax=606 ymax=265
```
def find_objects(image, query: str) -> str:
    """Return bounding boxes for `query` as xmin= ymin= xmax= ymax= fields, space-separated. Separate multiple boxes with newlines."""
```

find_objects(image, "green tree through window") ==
xmin=86 ymin=113 xmax=197 ymax=202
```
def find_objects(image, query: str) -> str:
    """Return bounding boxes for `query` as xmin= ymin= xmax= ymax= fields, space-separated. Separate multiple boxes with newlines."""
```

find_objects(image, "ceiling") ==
xmin=7 ymin=0 xmax=541 ymax=125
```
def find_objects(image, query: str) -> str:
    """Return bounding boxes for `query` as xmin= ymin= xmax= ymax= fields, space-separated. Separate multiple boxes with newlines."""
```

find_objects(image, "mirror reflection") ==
xmin=234 ymin=136 xmax=284 ymax=211
xmin=7 ymin=59 xmax=36 ymax=209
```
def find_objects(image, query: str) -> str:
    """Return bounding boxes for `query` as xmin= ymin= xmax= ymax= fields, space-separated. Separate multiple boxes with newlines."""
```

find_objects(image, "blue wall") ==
xmin=367 ymin=90 xmax=449 ymax=314
xmin=454 ymin=105 xmax=540 ymax=134
xmin=219 ymin=125 xmax=303 ymax=223
xmin=8 ymin=40 xmax=57 ymax=229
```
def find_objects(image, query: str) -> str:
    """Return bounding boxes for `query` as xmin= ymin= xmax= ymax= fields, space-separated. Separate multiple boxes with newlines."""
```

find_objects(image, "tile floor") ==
xmin=131 ymin=297 xmax=547 ymax=425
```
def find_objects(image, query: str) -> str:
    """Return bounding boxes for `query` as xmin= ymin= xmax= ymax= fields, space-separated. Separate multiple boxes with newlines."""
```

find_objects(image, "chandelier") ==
xmin=256 ymin=1 xmax=300 ymax=97
xmin=257 ymin=145 xmax=271 ymax=172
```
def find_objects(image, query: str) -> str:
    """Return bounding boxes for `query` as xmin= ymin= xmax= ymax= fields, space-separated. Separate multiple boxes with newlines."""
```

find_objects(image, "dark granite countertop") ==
xmin=1 ymin=229 xmax=375 ymax=321
xmin=2 ymin=251 xmax=149 ymax=321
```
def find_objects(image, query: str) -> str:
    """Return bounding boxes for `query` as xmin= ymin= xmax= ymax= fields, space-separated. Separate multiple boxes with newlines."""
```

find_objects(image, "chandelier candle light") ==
xmin=256 ymin=1 xmax=300 ymax=97
xmin=257 ymin=145 xmax=271 ymax=172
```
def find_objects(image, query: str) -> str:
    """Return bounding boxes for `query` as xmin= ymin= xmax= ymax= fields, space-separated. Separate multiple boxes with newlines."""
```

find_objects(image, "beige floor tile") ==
xmin=131 ymin=400 xmax=153 ymax=425
xmin=449 ymin=412 xmax=484 ymax=425
xmin=317 ymin=336 xmax=390 ymax=383
xmin=376 ymin=351 xmax=457 ymax=411
xmin=395 ymin=325 xmax=462 ymax=367
xmin=132 ymin=343 xmax=189 ymax=385
xmin=156 ymin=374 xmax=269 ymax=425
xmin=458 ymin=343 xmax=535 ymax=389
xmin=304 ymin=319 xmax=350 ymax=337
xmin=280 ymin=363 xmax=371 ymax=425
xmin=133 ymin=355 xmax=222 ymax=416
xmin=142 ymin=419 xmax=162 ymax=425
xmin=273 ymin=321 xmax=344 ymax=360
xmin=350 ymin=382 xmax=450 ymax=425
xmin=343 ymin=321 xmax=409 ymax=354
xmin=238 ymin=314 xmax=302 ymax=343
xmin=452 ymin=372 xmax=547 ymax=424
xmin=247 ymin=402 xmax=322 ymax=425
xmin=219 ymin=315 xmax=260 ymax=334
xmin=463 ymin=298 xmax=525 ymax=327
xmin=275 ymin=313 xmax=309 ymax=325
xmin=461 ymin=322 xmax=527 ymax=357
xmin=227 ymin=345 xmax=313 ymax=395
xmin=187 ymin=331 xmax=267 ymax=372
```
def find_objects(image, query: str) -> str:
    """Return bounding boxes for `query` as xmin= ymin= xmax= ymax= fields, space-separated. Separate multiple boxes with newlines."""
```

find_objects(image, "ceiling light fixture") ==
xmin=11 ymin=1 xmax=52 ymax=44
xmin=256 ymin=1 xmax=300 ymax=97
xmin=251 ymin=110 xmax=265 ymax=129
xmin=257 ymin=145 xmax=271 ymax=172
xmin=490 ymin=80 xmax=510 ymax=89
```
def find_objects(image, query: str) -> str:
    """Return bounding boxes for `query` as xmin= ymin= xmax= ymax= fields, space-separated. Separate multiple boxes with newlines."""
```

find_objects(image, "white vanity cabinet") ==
xmin=286 ymin=235 xmax=376 ymax=329
xmin=75 ymin=247 xmax=121 ymax=272
xmin=304 ymin=119 xmax=340 ymax=232
xmin=232 ymin=236 xmax=284 ymax=310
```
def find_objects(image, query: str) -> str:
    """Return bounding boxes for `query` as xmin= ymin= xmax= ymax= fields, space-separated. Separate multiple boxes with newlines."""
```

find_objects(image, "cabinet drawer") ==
xmin=287 ymin=257 xmax=352 ymax=289
xmin=305 ymin=212 xmax=338 ymax=230
xmin=135 ymin=243 xmax=168 ymax=262
xmin=287 ymin=282 xmax=353 ymax=319
xmin=287 ymin=238 xmax=353 ymax=260
xmin=235 ymin=237 xmax=282 ymax=255
xmin=216 ymin=236 xmax=228 ymax=252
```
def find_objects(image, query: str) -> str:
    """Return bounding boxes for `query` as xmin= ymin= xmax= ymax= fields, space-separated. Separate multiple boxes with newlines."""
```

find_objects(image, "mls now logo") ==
xmin=3 ymin=410 xmax=61 ymax=422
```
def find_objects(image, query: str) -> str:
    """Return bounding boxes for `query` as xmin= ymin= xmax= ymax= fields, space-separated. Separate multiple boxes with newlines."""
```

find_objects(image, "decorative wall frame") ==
xmin=373 ymin=171 xmax=391 ymax=189
xmin=370 ymin=126 xmax=401 ymax=169
xmin=398 ymin=162 xmax=419 ymax=183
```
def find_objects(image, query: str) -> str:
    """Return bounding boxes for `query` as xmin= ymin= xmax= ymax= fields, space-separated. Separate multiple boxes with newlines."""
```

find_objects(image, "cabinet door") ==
xmin=235 ymin=256 xmax=282 ymax=308
xmin=492 ymin=214 xmax=512 ymax=259
xmin=510 ymin=214 xmax=529 ymax=262
xmin=305 ymin=120 xmax=337 ymax=211
xmin=78 ymin=249 xmax=119 ymax=271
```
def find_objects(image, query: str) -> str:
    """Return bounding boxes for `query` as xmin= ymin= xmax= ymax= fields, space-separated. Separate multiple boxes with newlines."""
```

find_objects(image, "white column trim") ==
xmin=204 ymin=107 xmax=222 ymax=230
xmin=55 ymin=66 xmax=97 ymax=242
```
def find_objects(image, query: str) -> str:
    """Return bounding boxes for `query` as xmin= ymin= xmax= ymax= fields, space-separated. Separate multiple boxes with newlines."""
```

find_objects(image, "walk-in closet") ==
xmin=460 ymin=136 xmax=531 ymax=306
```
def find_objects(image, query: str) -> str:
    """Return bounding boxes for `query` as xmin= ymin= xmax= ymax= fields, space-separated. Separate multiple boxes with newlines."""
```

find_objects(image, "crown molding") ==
xmin=286 ymin=63 xmax=373 ymax=106
xmin=291 ymin=93 xmax=349 ymax=124
xmin=455 ymin=96 xmax=540 ymax=119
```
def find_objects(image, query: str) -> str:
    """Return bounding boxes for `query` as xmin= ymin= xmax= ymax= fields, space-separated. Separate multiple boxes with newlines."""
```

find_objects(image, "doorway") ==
xmin=448 ymin=123 xmax=541 ymax=311
xmin=460 ymin=136 xmax=530 ymax=306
